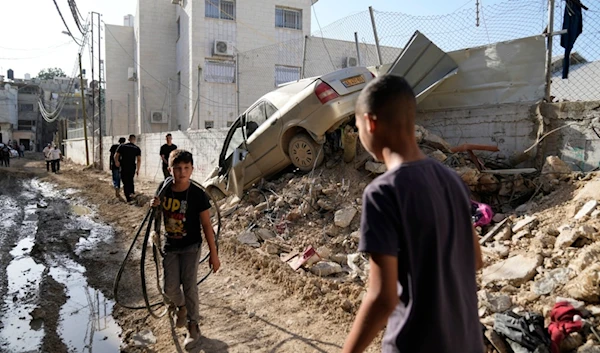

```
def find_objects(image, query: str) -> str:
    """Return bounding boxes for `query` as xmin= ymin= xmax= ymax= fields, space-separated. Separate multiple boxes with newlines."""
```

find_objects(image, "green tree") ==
xmin=36 ymin=68 xmax=67 ymax=80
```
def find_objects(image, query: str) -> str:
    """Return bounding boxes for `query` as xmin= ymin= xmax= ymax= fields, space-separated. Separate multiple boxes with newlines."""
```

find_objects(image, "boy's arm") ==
xmin=342 ymin=253 xmax=398 ymax=353
xmin=200 ymin=209 xmax=220 ymax=272
xmin=114 ymin=152 xmax=120 ymax=168
xmin=136 ymin=155 xmax=142 ymax=176
xmin=473 ymin=226 xmax=483 ymax=270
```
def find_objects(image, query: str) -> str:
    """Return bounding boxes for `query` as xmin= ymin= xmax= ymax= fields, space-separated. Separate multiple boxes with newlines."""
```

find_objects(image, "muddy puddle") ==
xmin=0 ymin=177 xmax=122 ymax=353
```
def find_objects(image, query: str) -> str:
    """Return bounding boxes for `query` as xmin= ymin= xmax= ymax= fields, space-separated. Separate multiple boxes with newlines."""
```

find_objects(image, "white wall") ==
xmin=0 ymin=84 xmax=18 ymax=126
xmin=105 ymin=24 xmax=136 ymax=136
xmin=66 ymin=128 xmax=228 ymax=183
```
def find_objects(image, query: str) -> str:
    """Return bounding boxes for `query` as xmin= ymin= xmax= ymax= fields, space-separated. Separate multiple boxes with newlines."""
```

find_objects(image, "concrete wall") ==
xmin=105 ymin=24 xmax=136 ymax=136
xmin=541 ymin=101 xmax=600 ymax=172
xmin=66 ymin=128 xmax=229 ymax=183
xmin=0 ymin=84 xmax=18 ymax=143
xmin=417 ymin=103 xmax=538 ymax=164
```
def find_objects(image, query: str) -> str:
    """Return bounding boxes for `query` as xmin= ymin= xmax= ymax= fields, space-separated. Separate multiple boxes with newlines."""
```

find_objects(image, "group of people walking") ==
xmin=42 ymin=143 xmax=63 ymax=173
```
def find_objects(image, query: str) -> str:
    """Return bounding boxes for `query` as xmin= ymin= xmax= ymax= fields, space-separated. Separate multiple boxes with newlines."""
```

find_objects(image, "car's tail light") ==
xmin=315 ymin=81 xmax=339 ymax=104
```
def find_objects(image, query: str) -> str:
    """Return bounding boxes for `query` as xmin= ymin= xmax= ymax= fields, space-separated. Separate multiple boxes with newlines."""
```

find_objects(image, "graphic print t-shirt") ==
xmin=161 ymin=183 xmax=211 ymax=251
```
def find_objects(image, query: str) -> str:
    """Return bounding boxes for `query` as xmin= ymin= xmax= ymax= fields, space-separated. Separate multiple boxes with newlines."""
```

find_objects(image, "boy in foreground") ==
xmin=342 ymin=75 xmax=484 ymax=353
xmin=151 ymin=149 xmax=220 ymax=350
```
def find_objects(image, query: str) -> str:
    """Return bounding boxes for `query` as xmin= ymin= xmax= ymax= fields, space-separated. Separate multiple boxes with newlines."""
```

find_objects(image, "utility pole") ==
xmin=96 ymin=12 xmax=103 ymax=170
xmin=78 ymin=53 xmax=90 ymax=165
xmin=91 ymin=13 xmax=96 ymax=166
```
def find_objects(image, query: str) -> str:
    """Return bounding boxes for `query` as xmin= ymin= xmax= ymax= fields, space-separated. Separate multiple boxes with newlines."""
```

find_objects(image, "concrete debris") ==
xmin=476 ymin=174 xmax=500 ymax=193
xmin=255 ymin=229 xmax=276 ymax=241
xmin=455 ymin=167 xmax=479 ymax=190
xmin=564 ymin=263 xmax=600 ymax=303
xmin=481 ymin=292 xmax=513 ymax=313
xmin=317 ymin=199 xmax=335 ymax=211
xmin=309 ymin=261 xmax=343 ymax=277
xmin=578 ymin=341 xmax=600 ymax=353
xmin=575 ymin=200 xmax=598 ymax=220
xmin=555 ymin=297 xmax=585 ymax=310
xmin=238 ymin=231 xmax=260 ymax=248
xmin=562 ymin=333 xmax=584 ymax=352
xmin=486 ymin=242 xmax=510 ymax=258
xmin=334 ymin=207 xmax=358 ymax=228
xmin=422 ymin=131 xmax=452 ymax=152
xmin=342 ymin=125 xmax=358 ymax=163
xmin=542 ymin=156 xmax=572 ymax=181
xmin=347 ymin=253 xmax=368 ymax=281
xmin=493 ymin=213 xmax=507 ymax=223
xmin=132 ymin=329 xmax=157 ymax=347
xmin=494 ymin=227 xmax=512 ymax=242
xmin=482 ymin=254 xmax=542 ymax=285
xmin=429 ymin=150 xmax=447 ymax=162
xmin=531 ymin=268 xmax=572 ymax=295
xmin=365 ymin=161 xmax=387 ymax=174
xmin=580 ymin=225 xmax=597 ymax=239
xmin=569 ymin=243 xmax=600 ymax=272
xmin=414 ymin=125 xmax=426 ymax=144
xmin=592 ymin=210 xmax=600 ymax=219
xmin=555 ymin=225 xmax=580 ymax=249
xmin=512 ymin=229 xmax=531 ymax=242
xmin=329 ymin=253 xmax=347 ymax=265
xmin=511 ymin=216 xmax=538 ymax=233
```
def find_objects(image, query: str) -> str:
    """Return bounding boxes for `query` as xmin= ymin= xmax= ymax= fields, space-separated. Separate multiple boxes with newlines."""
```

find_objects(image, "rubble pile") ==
xmin=216 ymin=124 xmax=600 ymax=351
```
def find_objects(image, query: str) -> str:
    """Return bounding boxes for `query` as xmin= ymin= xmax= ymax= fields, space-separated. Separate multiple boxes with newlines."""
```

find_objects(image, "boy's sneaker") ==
xmin=184 ymin=322 xmax=201 ymax=350
xmin=174 ymin=306 xmax=187 ymax=328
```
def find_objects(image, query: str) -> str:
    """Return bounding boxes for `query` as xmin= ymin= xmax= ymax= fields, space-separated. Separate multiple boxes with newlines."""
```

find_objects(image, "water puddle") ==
xmin=50 ymin=257 xmax=121 ymax=353
xmin=0 ymin=203 xmax=45 ymax=353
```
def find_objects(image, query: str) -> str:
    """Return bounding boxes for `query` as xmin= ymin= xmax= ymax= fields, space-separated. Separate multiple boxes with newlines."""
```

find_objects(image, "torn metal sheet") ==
xmin=418 ymin=35 xmax=546 ymax=110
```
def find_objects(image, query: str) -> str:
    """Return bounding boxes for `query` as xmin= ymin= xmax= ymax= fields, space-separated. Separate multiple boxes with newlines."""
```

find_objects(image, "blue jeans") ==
xmin=112 ymin=169 xmax=121 ymax=189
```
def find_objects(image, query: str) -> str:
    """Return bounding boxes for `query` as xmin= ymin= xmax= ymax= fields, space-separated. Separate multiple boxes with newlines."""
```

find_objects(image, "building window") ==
xmin=19 ymin=104 xmax=34 ymax=112
xmin=177 ymin=72 xmax=181 ymax=93
xmin=176 ymin=17 xmax=180 ymax=41
xmin=275 ymin=65 xmax=301 ymax=86
xmin=206 ymin=0 xmax=235 ymax=20
xmin=226 ymin=120 xmax=234 ymax=127
xmin=20 ymin=87 xmax=37 ymax=94
xmin=205 ymin=60 xmax=235 ymax=83
xmin=275 ymin=7 xmax=302 ymax=30
xmin=205 ymin=120 xmax=214 ymax=129
xmin=18 ymin=120 xmax=35 ymax=130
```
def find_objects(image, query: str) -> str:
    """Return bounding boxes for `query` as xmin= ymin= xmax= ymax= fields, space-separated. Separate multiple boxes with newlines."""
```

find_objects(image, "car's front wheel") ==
xmin=288 ymin=133 xmax=324 ymax=172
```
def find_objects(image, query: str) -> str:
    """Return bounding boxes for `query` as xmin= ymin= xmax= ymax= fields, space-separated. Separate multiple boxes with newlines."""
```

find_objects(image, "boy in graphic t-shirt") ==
xmin=151 ymin=149 xmax=220 ymax=350
xmin=342 ymin=75 xmax=484 ymax=353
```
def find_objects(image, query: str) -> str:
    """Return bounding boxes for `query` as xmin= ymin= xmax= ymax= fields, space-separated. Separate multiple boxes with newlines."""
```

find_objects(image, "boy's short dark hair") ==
xmin=357 ymin=75 xmax=416 ymax=121
xmin=166 ymin=133 xmax=172 ymax=138
xmin=118 ymin=137 xmax=126 ymax=143
xmin=129 ymin=134 xmax=136 ymax=140
xmin=169 ymin=149 xmax=194 ymax=167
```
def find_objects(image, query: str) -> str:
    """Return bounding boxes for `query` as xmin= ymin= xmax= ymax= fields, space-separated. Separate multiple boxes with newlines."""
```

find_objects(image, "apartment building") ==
xmin=105 ymin=0 xmax=315 ymax=135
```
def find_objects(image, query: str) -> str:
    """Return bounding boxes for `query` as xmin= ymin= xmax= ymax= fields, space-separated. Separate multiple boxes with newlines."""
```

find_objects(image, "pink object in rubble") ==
xmin=471 ymin=200 xmax=494 ymax=227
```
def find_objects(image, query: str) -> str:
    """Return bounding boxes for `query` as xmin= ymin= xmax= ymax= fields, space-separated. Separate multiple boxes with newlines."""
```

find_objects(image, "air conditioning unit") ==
xmin=344 ymin=57 xmax=358 ymax=68
xmin=127 ymin=67 xmax=137 ymax=81
xmin=150 ymin=111 xmax=168 ymax=124
xmin=213 ymin=40 xmax=234 ymax=57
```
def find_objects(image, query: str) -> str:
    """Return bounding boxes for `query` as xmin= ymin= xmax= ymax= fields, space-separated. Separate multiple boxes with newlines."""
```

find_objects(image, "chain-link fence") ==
xmin=238 ymin=0 xmax=600 ymax=111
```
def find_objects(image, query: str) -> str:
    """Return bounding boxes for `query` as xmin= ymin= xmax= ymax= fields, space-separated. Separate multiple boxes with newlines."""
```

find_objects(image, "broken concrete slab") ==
xmin=238 ymin=231 xmax=260 ymax=248
xmin=255 ymin=229 xmax=276 ymax=241
xmin=429 ymin=150 xmax=447 ymax=162
xmin=569 ymin=243 xmax=600 ymax=272
xmin=542 ymin=156 xmax=572 ymax=181
xmin=532 ymin=268 xmax=572 ymax=295
xmin=575 ymin=200 xmax=598 ymax=220
xmin=317 ymin=199 xmax=335 ymax=211
xmin=564 ymin=263 xmax=600 ymax=303
xmin=334 ymin=207 xmax=358 ymax=228
xmin=511 ymin=216 xmax=538 ymax=233
xmin=555 ymin=225 xmax=580 ymax=249
xmin=309 ymin=261 xmax=343 ymax=277
xmin=365 ymin=161 xmax=386 ymax=174
xmin=422 ymin=132 xmax=451 ymax=152
xmin=482 ymin=254 xmax=542 ymax=285
xmin=485 ymin=293 xmax=513 ymax=313
xmin=132 ymin=329 xmax=157 ymax=347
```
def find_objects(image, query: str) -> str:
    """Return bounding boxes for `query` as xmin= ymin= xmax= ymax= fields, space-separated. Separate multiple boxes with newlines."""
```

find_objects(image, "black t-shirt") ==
xmin=160 ymin=143 xmax=178 ymax=168
xmin=161 ymin=183 xmax=211 ymax=252
xmin=116 ymin=142 xmax=141 ymax=172
xmin=359 ymin=158 xmax=484 ymax=353
xmin=109 ymin=144 xmax=120 ymax=170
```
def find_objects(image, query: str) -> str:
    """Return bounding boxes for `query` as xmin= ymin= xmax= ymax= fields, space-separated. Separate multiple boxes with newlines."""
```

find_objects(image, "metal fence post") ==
xmin=354 ymin=32 xmax=361 ymax=66
xmin=301 ymin=35 xmax=308 ymax=78
xmin=545 ymin=0 xmax=555 ymax=102
xmin=369 ymin=6 xmax=383 ymax=65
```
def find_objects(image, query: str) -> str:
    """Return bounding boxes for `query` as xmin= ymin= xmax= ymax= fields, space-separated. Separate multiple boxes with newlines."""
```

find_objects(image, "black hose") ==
xmin=113 ymin=177 xmax=221 ymax=314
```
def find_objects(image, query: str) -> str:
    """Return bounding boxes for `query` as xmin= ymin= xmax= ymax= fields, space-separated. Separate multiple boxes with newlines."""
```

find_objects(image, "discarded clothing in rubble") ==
xmin=560 ymin=0 xmax=587 ymax=79
xmin=471 ymin=200 xmax=493 ymax=227
xmin=548 ymin=301 xmax=584 ymax=353
xmin=494 ymin=311 xmax=551 ymax=353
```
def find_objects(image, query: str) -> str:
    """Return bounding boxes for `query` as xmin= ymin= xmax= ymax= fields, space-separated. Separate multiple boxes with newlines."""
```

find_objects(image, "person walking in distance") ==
xmin=151 ymin=150 xmax=220 ymax=350
xmin=50 ymin=145 xmax=62 ymax=174
xmin=342 ymin=75 xmax=484 ymax=353
xmin=110 ymin=137 xmax=126 ymax=198
xmin=160 ymin=133 xmax=178 ymax=179
xmin=19 ymin=143 xmax=25 ymax=158
xmin=43 ymin=143 xmax=52 ymax=171
xmin=114 ymin=134 xmax=142 ymax=203
xmin=0 ymin=143 xmax=9 ymax=167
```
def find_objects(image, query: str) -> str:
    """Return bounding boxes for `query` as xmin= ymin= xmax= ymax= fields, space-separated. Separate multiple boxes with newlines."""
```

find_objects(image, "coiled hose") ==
xmin=113 ymin=177 xmax=221 ymax=318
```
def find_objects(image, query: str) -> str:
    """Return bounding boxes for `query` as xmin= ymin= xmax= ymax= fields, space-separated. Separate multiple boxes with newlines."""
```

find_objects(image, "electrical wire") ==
xmin=51 ymin=0 xmax=82 ymax=46
xmin=312 ymin=6 xmax=336 ymax=71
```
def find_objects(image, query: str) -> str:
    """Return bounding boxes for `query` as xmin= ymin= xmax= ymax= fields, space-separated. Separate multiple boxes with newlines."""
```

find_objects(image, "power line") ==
xmin=51 ymin=0 xmax=81 ymax=46
xmin=312 ymin=6 xmax=336 ymax=71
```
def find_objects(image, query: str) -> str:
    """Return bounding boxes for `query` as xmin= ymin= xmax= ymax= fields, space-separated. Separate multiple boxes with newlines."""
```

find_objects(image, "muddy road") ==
xmin=0 ymin=157 xmax=378 ymax=353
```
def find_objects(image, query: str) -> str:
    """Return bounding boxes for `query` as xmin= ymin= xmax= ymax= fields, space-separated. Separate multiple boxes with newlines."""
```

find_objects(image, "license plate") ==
xmin=341 ymin=75 xmax=365 ymax=88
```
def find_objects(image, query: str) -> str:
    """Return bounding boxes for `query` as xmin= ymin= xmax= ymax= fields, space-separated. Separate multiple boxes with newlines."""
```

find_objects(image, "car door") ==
xmin=382 ymin=30 xmax=459 ymax=104
xmin=243 ymin=100 xmax=284 ymax=187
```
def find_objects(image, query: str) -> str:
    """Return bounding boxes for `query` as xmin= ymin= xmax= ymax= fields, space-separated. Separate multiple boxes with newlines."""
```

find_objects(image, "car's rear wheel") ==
xmin=288 ymin=133 xmax=324 ymax=172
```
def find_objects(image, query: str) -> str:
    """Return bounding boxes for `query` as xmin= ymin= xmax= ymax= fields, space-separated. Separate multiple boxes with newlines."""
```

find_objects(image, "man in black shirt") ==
xmin=159 ymin=133 xmax=177 ymax=179
xmin=109 ymin=137 xmax=126 ymax=198
xmin=114 ymin=134 xmax=142 ymax=203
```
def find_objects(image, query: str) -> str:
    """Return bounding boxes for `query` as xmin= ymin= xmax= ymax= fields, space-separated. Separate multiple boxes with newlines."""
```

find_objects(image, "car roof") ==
xmin=260 ymin=77 xmax=317 ymax=110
